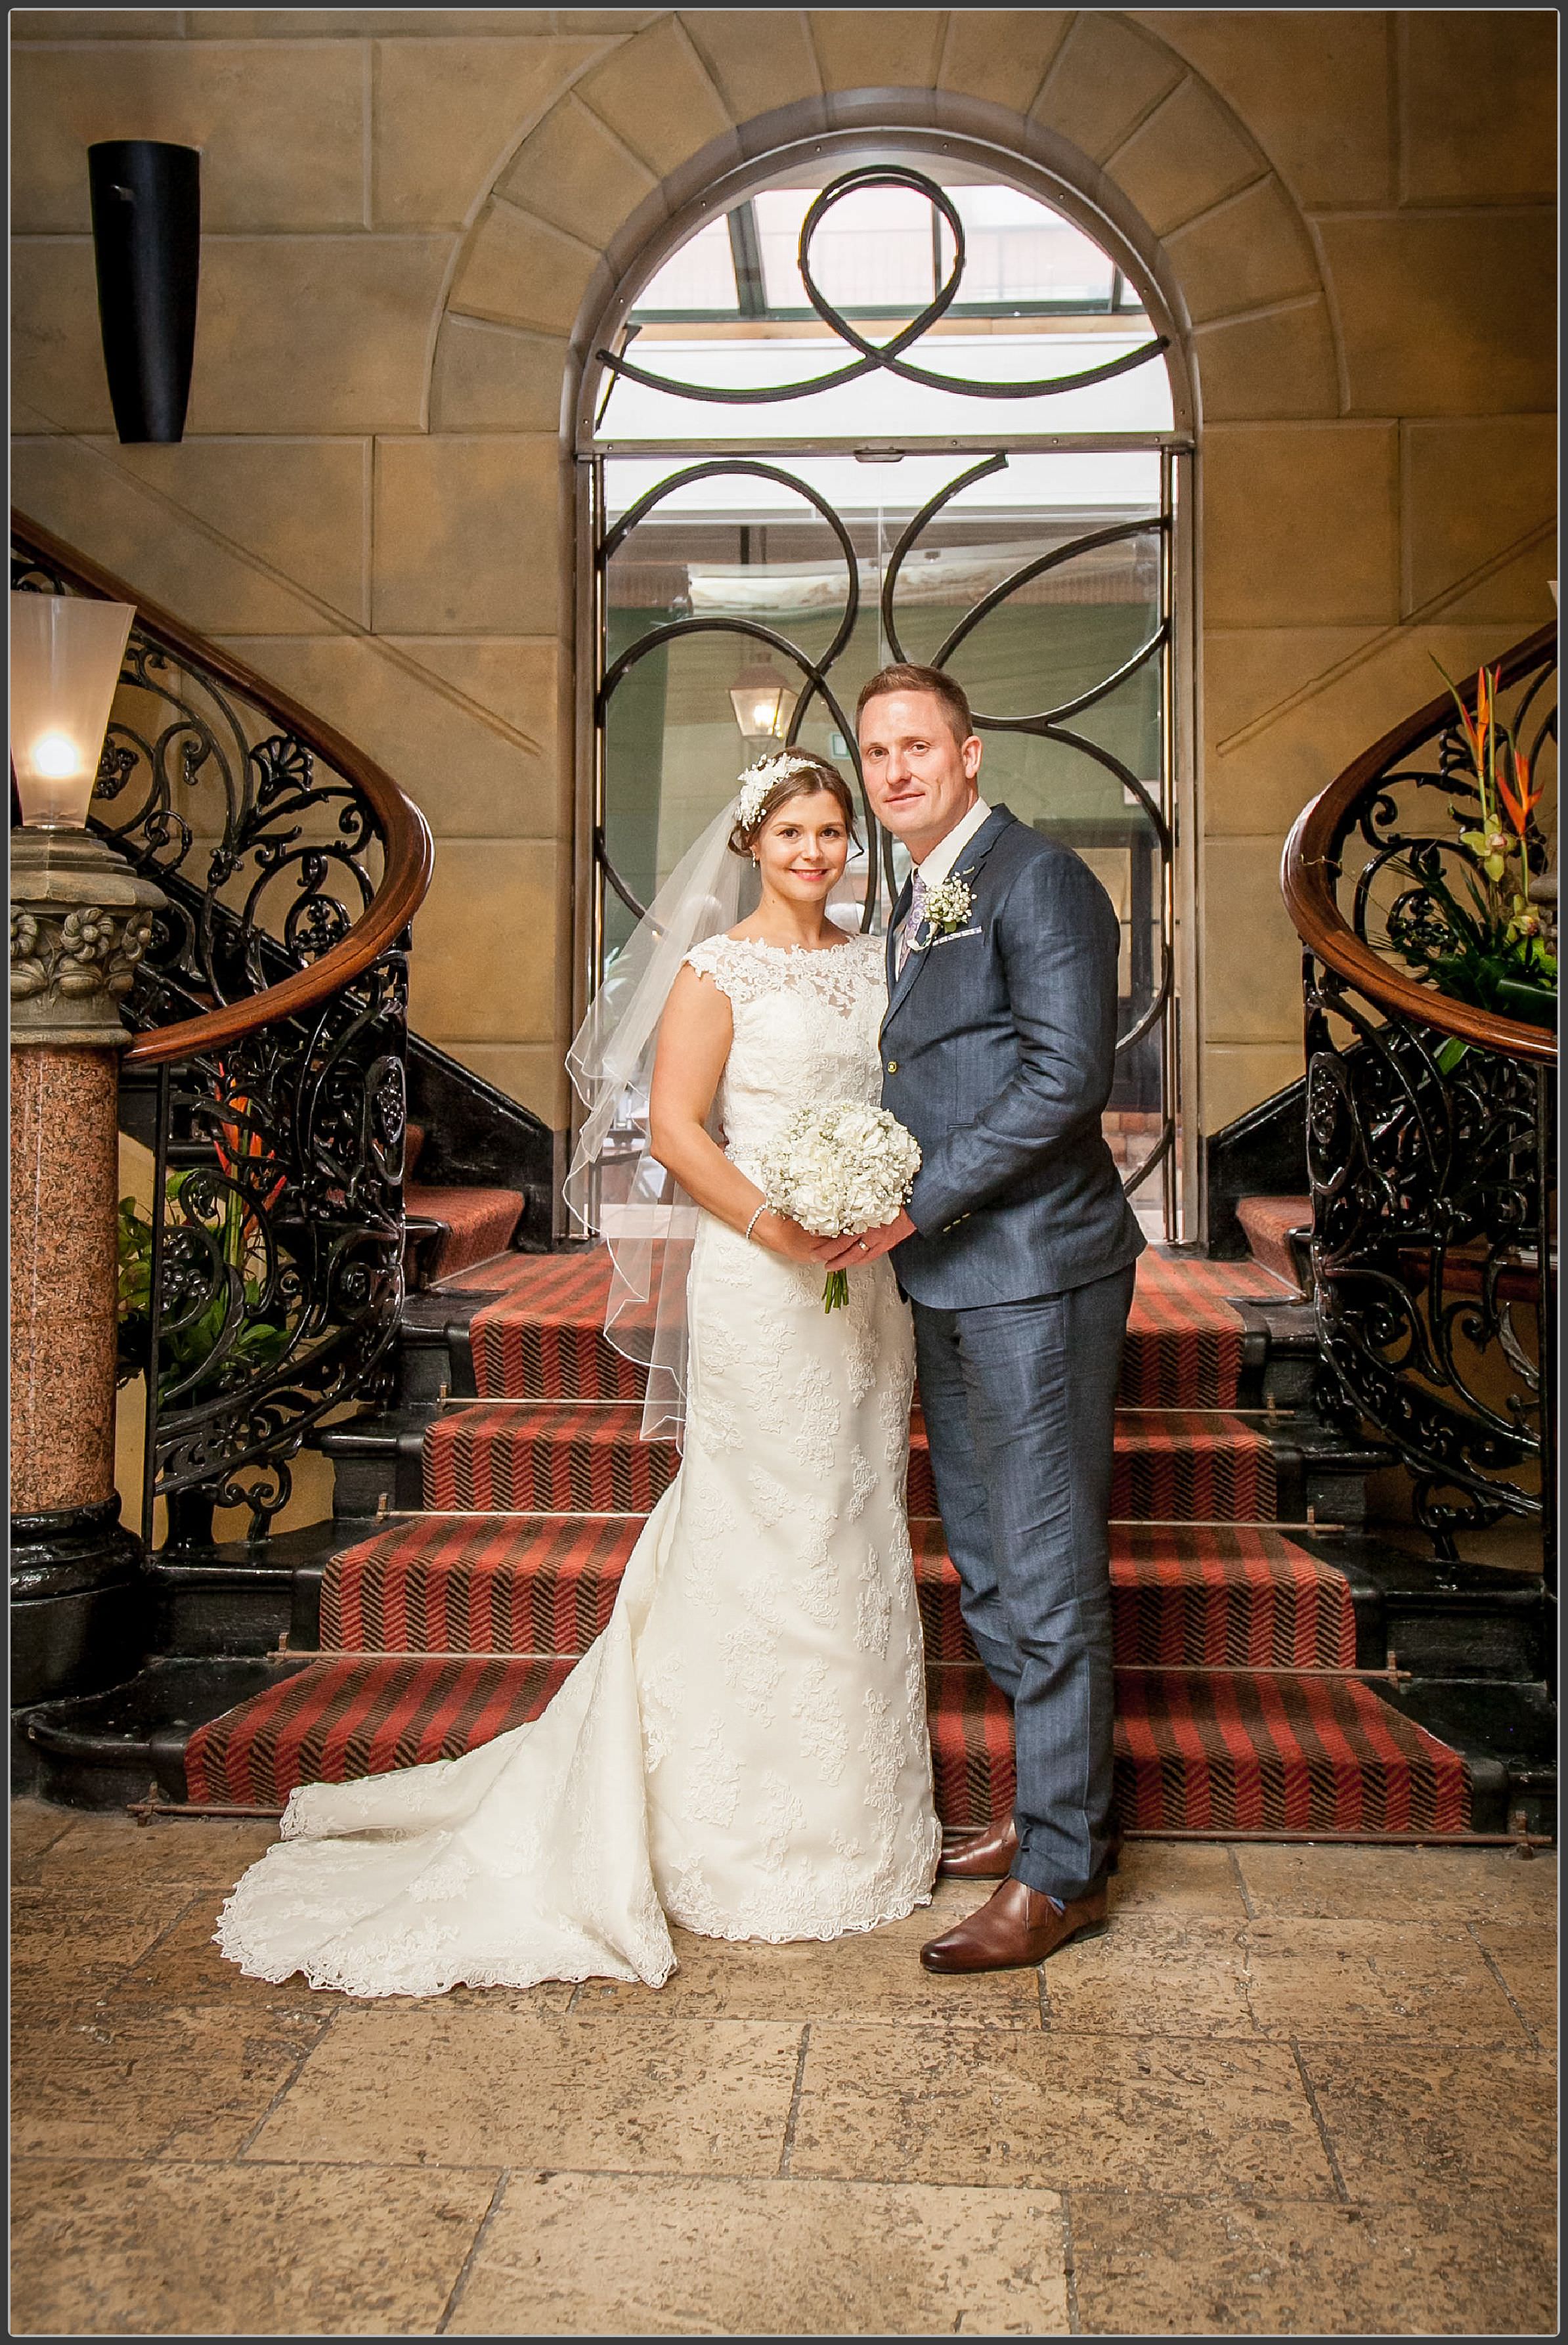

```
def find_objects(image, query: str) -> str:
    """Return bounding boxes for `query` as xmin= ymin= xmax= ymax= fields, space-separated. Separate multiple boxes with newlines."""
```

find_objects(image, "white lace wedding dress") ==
xmin=215 ymin=929 xmax=940 ymax=1997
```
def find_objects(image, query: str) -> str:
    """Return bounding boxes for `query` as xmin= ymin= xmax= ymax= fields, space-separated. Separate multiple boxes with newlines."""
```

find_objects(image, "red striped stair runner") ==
xmin=185 ymin=1246 xmax=1471 ymax=1835
xmin=419 ymin=1402 xmax=1280 ymax=1523
xmin=403 ymin=1184 xmax=527 ymax=1282
xmin=320 ymin=1519 xmax=1357 ymax=1671
xmin=403 ymin=1122 xmax=527 ymax=1284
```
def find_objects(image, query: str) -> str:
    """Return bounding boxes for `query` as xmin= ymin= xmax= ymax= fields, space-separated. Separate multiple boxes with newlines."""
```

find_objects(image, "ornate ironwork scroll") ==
xmin=879 ymin=459 xmax=1175 ymax=1193
xmin=597 ymin=456 xmax=875 ymax=925
xmin=13 ymin=534 xmax=408 ymax=1546
xmin=595 ymin=446 xmax=1177 ymax=1201
xmin=596 ymin=164 xmax=1169 ymax=408
xmin=1299 ymin=645 xmax=1557 ymax=1572
xmin=589 ymin=169 xmax=1181 ymax=1207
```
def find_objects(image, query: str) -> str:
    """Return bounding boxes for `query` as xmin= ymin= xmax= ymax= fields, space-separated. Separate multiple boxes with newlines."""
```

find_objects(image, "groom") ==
xmin=828 ymin=663 xmax=1144 ymax=1973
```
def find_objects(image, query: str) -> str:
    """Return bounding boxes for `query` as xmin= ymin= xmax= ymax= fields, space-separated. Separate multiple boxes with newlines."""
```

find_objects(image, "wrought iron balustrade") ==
xmin=1282 ymin=628 xmax=1557 ymax=1594
xmin=12 ymin=514 xmax=434 ymax=1546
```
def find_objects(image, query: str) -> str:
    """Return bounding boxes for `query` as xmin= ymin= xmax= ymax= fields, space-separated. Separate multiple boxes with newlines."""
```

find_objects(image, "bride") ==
xmin=215 ymin=749 xmax=941 ymax=1996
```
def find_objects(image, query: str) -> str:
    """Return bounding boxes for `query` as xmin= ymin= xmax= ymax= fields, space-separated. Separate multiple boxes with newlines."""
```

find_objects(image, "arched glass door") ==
xmin=578 ymin=155 xmax=1192 ymax=1237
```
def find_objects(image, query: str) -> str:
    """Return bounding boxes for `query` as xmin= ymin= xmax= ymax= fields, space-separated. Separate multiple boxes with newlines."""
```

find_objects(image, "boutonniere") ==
xmin=915 ymin=871 xmax=975 ymax=945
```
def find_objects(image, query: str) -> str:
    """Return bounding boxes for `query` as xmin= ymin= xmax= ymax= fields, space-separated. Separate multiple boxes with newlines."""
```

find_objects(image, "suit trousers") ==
xmin=912 ymin=1262 xmax=1136 ymax=1903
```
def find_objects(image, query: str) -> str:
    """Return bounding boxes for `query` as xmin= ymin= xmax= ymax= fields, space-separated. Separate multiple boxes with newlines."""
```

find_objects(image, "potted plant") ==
xmin=1378 ymin=661 xmax=1557 ymax=1068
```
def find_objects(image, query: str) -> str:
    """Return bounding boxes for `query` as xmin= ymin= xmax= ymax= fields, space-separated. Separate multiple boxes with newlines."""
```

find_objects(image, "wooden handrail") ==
xmin=1281 ymin=623 xmax=1557 ymax=1066
xmin=11 ymin=510 xmax=435 ymax=1067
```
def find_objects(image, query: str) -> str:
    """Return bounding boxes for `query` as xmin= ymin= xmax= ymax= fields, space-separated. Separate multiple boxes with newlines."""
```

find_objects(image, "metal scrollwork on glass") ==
xmin=13 ymin=531 xmax=408 ymax=1546
xmin=1299 ymin=643 xmax=1557 ymax=1567
xmin=597 ymin=164 xmax=1169 ymax=408
xmin=590 ymin=162 xmax=1182 ymax=1218
xmin=596 ymin=452 xmax=1176 ymax=1198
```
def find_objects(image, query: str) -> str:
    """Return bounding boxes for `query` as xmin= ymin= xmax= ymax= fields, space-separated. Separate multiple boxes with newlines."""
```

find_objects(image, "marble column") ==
xmin=10 ymin=829 xmax=165 ymax=1724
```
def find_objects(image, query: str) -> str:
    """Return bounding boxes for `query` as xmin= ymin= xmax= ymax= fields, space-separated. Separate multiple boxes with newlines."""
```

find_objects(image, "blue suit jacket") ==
xmin=881 ymin=804 xmax=1146 ymax=1308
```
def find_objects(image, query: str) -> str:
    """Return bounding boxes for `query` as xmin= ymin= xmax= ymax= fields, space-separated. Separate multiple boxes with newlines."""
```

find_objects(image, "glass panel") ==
xmin=601 ymin=450 xmax=1166 ymax=961
xmin=632 ymin=215 xmax=739 ymax=315
xmin=602 ymin=465 xmax=862 ymax=952
xmin=949 ymin=185 xmax=1116 ymax=307
xmin=601 ymin=161 xmax=1171 ymax=437
xmin=594 ymin=333 xmax=1172 ymax=439
xmin=754 ymin=183 xmax=938 ymax=312
xmin=749 ymin=181 xmax=1118 ymax=314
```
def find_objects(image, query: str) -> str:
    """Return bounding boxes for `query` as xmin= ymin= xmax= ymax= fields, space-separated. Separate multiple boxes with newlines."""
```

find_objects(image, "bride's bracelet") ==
xmin=743 ymin=1202 xmax=768 ymax=1243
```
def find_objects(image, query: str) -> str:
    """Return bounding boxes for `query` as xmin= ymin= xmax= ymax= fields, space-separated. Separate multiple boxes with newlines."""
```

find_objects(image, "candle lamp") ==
xmin=9 ymin=590 xmax=166 ymax=1045
xmin=9 ymin=589 xmax=167 ymax=1737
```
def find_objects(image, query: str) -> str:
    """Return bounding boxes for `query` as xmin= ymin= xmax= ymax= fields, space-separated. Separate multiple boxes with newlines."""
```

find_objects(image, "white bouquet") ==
xmin=757 ymin=1101 xmax=923 ymax=1311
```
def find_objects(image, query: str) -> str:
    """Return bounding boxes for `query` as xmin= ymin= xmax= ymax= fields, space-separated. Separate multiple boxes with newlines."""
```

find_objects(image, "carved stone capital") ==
xmin=9 ymin=829 xmax=167 ymax=1048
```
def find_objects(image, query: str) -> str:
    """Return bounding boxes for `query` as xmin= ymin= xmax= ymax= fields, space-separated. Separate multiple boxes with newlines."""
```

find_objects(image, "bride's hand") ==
xmin=749 ymin=1208 xmax=837 ymax=1263
xmin=820 ymin=1210 xmax=917 ymax=1269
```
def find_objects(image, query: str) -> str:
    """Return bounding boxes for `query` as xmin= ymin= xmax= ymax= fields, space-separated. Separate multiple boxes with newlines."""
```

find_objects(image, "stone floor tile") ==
xmin=248 ymin=2005 xmax=802 ymax=2175
xmin=1110 ymin=1841 xmax=1248 ymax=1916
xmin=11 ymin=1888 xmax=195 ymax=2022
xmin=1068 ymin=2188 xmax=1558 ymax=2336
xmin=790 ymin=2026 xmax=1334 ymax=2197
xmin=100 ymin=1893 xmax=573 ymax=2023
xmin=1299 ymin=2044 xmax=1557 ymax=2203
xmin=371 ymin=1973 xmax=578 ymax=2016
xmin=9 ymin=2157 xmax=498 ymax=2337
xmin=102 ymin=1896 xmax=348 ymax=2022
xmin=1470 ymin=1923 xmax=1558 ymax=2051
xmin=1043 ymin=1917 xmax=1255 ymax=2040
xmin=1236 ymin=1843 xmax=1558 ymax=1924
xmin=12 ymin=1807 xmax=283 ymax=1892
xmin=573 ymin=1889 xmax=1040 ymax=2028
xmin=11 ymin=2006 xmax=326 ymax=2160
xmin=447 ymin=2171 xmax=1070 ymax=2336
xmin=12 ymin=1887 xmax=186 ymax=1975
xmin=1243 ymin=1918 xmax=1533 ymax=2046
xmin=10 ymin=1797 xmax=76 ymax=1868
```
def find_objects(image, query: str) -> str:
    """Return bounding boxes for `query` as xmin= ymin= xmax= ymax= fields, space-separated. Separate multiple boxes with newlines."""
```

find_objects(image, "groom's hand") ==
xmin=823 ymin=1210 xmax=916 ymax=1269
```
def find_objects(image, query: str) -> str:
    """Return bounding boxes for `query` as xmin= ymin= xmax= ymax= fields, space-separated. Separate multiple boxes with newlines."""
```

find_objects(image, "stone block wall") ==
xmin=11 ymin=8 xmax=1557 ymax=1139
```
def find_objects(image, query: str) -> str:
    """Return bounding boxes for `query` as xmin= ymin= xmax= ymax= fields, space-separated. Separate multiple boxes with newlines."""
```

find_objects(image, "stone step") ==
xmin=419 ymin=1401 xmax=1282 ymax=1524
xmin=462 ymin=1247 xmax=1288 ymax=1412
xmin=176 ymin=1650 xmax=1472 ymax=1837
xmin=317 ymin=1515 xmax=1356 ymax=1670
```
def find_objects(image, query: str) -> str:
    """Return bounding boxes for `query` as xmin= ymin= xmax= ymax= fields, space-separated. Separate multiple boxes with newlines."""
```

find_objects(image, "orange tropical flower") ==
xmin=1496 ymin=742 xmax=1543 ymax=843
xmin=216 ymin=1091 xmax=287 ymax=1217
xmin=1458 ymin=664 xmax=1495 ymax=767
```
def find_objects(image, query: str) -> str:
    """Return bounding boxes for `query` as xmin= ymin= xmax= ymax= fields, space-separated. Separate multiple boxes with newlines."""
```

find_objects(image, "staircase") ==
xmin=403 ymin=1122 xmax=527 ymax=1287
xmin=11 ymin=516 xmax=1552 ymax=1847
xmin=172 ymin=1244 xmax=1477 ymax=1840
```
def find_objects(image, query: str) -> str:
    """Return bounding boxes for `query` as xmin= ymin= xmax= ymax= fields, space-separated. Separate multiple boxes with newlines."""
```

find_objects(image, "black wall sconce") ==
xmin=88 ymin=139 xmax=200 ymax=444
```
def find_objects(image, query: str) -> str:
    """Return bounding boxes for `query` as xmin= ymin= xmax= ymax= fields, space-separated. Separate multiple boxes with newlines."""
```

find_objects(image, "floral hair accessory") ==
xmin=734 ymin=751 xmax=817 ymax=833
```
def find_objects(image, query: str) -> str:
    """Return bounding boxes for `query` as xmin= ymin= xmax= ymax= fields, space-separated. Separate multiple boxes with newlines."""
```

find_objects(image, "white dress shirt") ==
xmin=915 ymin=794 xmax=993 ymax=888
xmin=894 ymin=796 xmax=993 ymax=974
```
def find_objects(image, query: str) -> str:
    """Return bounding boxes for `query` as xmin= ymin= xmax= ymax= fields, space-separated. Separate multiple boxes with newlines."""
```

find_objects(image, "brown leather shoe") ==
xmin=939 ymin=1814 xmax=1019 ymax=1878
xmin=920 ymin=1876 xmax=1109 ymax=1974
xmin=939 ymin=1817 xmax=1122 ymax=1881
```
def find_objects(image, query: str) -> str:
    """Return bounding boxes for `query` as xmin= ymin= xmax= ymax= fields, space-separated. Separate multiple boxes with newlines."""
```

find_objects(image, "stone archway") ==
xmin=429 ymin=12 xmax=1339 ymax=445
xmin=422 ymin=12 xmax=1343 ymax=1164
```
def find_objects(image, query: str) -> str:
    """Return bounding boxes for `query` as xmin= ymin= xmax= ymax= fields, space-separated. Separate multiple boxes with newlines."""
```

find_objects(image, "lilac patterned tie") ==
xmin=896 ymin=869 xmax=928 ymax=978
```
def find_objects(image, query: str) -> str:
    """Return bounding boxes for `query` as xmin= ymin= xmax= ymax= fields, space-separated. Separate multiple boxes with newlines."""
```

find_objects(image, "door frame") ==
xmin=569 ymin=127 xmax=1204 ymax=1242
